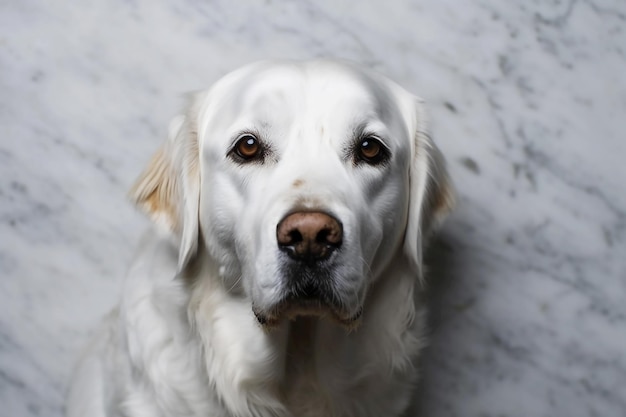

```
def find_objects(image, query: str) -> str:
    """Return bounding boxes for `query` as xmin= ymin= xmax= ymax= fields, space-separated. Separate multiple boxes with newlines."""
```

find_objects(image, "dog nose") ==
xmin=276 ymin=212 xmax=343 ymax=262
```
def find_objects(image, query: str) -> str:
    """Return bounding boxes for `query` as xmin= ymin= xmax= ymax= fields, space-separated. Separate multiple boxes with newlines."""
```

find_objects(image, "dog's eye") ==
xmin=233 ymin=134 xmax=262 ymax=161
xmin=356 ymin=136 xmax=388 ymax=165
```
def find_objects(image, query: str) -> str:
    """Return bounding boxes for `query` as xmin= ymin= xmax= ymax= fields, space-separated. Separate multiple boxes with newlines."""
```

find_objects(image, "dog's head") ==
xmin=131 ymin=60 xmax=453 ymax=328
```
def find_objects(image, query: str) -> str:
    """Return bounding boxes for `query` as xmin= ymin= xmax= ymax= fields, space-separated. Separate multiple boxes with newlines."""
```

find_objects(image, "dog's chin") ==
xmin=253 ymin=299 xmax=363 ymax=331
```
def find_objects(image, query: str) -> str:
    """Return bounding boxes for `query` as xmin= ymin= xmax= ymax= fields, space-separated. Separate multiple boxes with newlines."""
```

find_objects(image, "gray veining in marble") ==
xmin=1 ymin=1 xmax=625 ymax=416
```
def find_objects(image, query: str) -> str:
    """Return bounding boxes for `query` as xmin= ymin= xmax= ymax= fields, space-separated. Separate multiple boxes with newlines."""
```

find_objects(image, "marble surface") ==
xmin=1 ymin=0 xmax=625 ymax=416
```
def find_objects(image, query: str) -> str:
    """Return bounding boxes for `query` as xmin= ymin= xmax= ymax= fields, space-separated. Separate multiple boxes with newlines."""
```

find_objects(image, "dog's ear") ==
xmin=403 ymin=99 xmax=455 ymax=278
xmin=129 ymin=114 xmax=200 ymax=271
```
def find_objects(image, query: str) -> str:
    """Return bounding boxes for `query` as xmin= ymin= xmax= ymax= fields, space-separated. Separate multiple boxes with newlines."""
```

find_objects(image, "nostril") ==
xmin=316 ymin=228 xmax=342 ymax=247
xmin=316 ymin=229 xmax=329 ymax=243
xmin=289 ymin=230 xmax=303 ymax=244
xmin=277 ymin=229 xmax=302 ymax=249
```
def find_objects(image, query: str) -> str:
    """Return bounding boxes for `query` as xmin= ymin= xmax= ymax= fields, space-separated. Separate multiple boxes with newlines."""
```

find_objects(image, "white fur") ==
xmin=67 ymin=60 xmax=453 ymax=417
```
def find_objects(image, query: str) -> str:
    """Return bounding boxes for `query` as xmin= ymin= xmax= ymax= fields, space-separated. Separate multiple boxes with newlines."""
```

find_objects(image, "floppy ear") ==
xmin=403 ymin=99 xmax=455 ymax=277
xmin=129 ymin=114 xmax=200 ymax=271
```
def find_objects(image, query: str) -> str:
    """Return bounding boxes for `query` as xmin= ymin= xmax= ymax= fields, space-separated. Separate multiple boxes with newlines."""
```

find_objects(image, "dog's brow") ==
xmin=351 ymin=122 xmax=371 ymax=139
xmin=351 ymin=121 xmax=388 ymax=143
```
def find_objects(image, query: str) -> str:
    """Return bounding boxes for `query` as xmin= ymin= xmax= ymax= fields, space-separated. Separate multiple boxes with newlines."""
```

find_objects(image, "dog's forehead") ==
xmin=209 ymin=61 xmax=405 ymax=125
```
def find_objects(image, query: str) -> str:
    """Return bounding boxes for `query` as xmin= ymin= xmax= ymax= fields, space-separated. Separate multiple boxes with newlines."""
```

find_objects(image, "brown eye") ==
xmin=234 ymin=134 xmax=262 ymax=161
xmin=356 ymin=136 xmax=388 ymax=164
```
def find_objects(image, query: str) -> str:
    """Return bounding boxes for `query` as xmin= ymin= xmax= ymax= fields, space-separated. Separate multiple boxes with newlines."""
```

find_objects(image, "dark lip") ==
xmin=253 ymin=299 xmax=362 ymax=329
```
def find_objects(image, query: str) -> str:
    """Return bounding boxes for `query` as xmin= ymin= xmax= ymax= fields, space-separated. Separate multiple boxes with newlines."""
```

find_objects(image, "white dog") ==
xmin=67 ymin=60 xmax=453 ymax=417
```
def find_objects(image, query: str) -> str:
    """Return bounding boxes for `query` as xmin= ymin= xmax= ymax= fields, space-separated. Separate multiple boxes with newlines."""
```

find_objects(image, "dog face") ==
xmin=131 ymin=61 xmax=453 ymax=328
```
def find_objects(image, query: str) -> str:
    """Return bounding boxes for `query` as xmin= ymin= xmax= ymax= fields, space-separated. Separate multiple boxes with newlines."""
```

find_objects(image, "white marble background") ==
xmin=1 ymin=0 xmax=625 ymax=416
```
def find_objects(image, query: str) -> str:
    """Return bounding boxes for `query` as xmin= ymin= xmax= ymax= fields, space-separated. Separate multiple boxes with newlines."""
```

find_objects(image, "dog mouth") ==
xmin=254 ymin=243 xmax=363 ymax=329
xmin=253 ymin=298 xmax=362 ymax=329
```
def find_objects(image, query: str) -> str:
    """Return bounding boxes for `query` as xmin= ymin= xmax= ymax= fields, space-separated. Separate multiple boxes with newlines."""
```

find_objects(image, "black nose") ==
xmin=276 ymin=211 xmax=343 ymax=262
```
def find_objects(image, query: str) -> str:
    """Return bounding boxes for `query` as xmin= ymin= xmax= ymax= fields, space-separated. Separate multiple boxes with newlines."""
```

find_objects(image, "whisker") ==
xmin=225 ymin=274 xmax=243 ymax=294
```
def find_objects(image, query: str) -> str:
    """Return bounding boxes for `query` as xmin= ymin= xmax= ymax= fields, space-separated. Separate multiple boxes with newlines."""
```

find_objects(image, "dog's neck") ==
xmin=175 ymin=248 xmax=420 ymax=417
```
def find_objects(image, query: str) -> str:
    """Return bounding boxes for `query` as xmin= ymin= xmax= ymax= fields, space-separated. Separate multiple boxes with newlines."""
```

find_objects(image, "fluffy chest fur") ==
xmin=113 ymin=236 xmax=423 ymax=417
